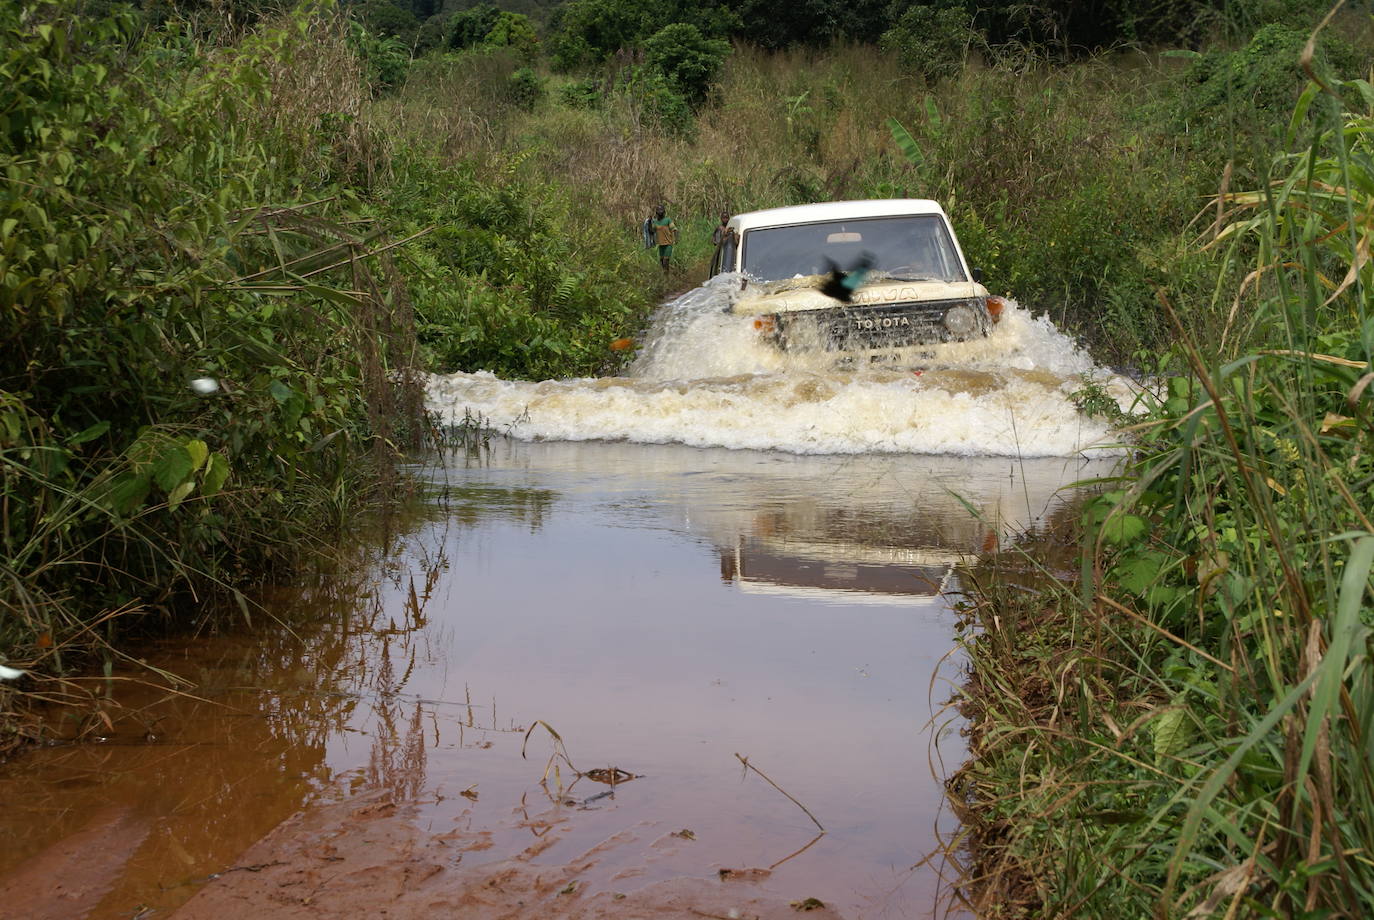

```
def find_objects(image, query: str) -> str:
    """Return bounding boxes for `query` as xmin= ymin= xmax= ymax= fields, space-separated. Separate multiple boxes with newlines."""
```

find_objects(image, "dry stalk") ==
xmin=734 ymin=752 xmax=825 ymax=832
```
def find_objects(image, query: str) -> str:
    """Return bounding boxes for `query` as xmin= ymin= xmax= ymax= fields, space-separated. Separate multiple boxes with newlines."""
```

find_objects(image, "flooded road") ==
xmin=0 ymin=282 xmax=1129 ymax=918
xmin=426 ymin=280 xmax=1132 ymax=457
xmin=0 ymin=441 xmax=1113 ymax=919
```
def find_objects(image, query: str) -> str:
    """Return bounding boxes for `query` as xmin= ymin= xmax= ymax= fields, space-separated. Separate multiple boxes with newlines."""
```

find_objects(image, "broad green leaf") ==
xmin=152 ymin=446 xmax=193 ymax=492
xmin=1115 ymin=550 xmax=1169 ymax=595
xmin=183 ymin=438 xmax=208 ymax=472
xmin=167 ymin=479 xmax=195 ymax=510
xmin=269 ymin=380 xmax=293 ymax=405
xmin=202 ymin=453 xmax=230 ymax=495
xmin=302 ymin=284 xmax=365 ymax=308
xmin=1298 ymin=536 xmax=1374 ymax=793
xmin=886 ymin=117 xmax=924 ymax=169
xmin=67 ymin=420 xmax=110 ymax=445
xmin=1152 ymin=708 xmax=1194 ymax=765
xmin=109 ymin=472 xmax=151 ymax=514
xmin=1101 ymin=513 xmax=1148 ymax=546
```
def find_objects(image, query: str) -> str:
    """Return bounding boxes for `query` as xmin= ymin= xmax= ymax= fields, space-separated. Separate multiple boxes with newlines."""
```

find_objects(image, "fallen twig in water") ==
xmin=768 ymin=831 xmax=825 ymax=871
xmin=734 ymin=752 xmax=825 ymax=832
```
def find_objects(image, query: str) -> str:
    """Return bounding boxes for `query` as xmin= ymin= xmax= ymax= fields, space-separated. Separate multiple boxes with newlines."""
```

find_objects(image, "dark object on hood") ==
xmin=818 ymin=252 xmax=875 ymax=302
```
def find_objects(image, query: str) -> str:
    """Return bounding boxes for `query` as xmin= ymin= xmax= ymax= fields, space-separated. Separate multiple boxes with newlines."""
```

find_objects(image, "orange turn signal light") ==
xmin=986 ymin=296 xmax=1007 ymax=323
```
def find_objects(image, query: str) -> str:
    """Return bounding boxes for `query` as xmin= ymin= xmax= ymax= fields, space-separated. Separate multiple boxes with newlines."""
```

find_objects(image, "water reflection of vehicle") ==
xmin=711 ymin=496 xmax=992 ymax=606
xmin=678 ymin=451 xmax=1107 ymax=607
xmin=709 ymin=200 xmax=1005 ymax=359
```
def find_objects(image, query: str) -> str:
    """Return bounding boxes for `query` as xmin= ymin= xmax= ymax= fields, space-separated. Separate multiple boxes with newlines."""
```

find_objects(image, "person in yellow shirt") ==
xmin=650 ymin=204 xmax=677 ymax=272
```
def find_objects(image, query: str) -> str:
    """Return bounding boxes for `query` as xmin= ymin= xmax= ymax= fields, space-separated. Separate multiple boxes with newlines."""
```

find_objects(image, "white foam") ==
xmin=425 ymin=280 xmax=1133 ymax=458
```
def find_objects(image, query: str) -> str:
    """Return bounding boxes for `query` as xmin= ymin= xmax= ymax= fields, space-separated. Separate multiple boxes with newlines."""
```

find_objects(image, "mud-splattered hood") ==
xmin=729 ymin=276 xmax=989 ymax=315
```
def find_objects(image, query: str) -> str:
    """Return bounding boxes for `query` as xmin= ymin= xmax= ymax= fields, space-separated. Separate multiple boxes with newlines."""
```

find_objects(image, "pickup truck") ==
xmin=709 ymin=199 xmax=1003 ymax=356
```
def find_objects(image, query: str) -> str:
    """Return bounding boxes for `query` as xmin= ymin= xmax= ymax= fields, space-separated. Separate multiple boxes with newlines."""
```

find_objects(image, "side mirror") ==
xmin=971 ymin=267 xmax=984 ymax=283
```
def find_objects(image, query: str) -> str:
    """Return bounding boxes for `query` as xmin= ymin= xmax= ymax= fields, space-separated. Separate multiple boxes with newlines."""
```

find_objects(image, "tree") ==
xmin=643 ymin=22 xmax=730 ymax=107
xmin=354 ymin=0 xmax=420 ymax=45
xmin=447 ymin=2 xmax=500 ymax=49
xmin=545 ymin=0 xmax=735 ymax=70
xmin=486 ymin=10 xmax=538 ymax=59
xmin=880 ymin=2 xmax=977 ymax=83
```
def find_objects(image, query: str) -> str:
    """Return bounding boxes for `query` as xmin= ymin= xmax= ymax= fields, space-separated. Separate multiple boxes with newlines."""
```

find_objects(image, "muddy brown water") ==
xmin=0 ymin=440 xmax=1114 ymax=919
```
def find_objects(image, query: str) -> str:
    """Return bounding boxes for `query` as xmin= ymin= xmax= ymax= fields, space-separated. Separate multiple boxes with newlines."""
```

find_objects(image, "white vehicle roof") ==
xmin=731 ymin=199 xmax=947 ymax=233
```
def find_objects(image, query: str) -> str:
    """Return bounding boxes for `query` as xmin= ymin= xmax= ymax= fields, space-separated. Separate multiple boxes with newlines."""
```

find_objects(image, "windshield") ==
xmin=740 ymin=215 xmax=965 ymax=283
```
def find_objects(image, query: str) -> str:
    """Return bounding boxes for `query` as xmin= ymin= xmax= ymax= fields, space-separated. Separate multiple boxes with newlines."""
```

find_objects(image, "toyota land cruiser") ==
xmin=709 ymin=199 xmax=1003 ymax=356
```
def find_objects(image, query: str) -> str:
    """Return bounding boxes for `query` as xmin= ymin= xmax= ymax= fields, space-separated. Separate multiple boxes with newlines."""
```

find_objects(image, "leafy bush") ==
xmin=446 ymin=2 xmax=501 ymax=49
xmin=1181 ymin=23 xmax=1359 ymax=125
xmin=1 ymin=1 xmax=420 ymax=679
xmin=353 ymin=0 xmax=419 ymax=44
xmin=558 ymin=76 xmax=604 ymax=108
xmin=880 ymin=2 xmax=977 ymax=83
xmin=545 ymin=0 xmax=734 ymax=70
xmin=349 ymin=20 xmax=411 ymax=91
xmin=486 ymin=10 xmax=539 ymax=60
xmin=642 ymin=22 xmax=731 ymax=107
xmin=506 ymin=65 xmax=544 ymax=110
xmin=383 ymin=150 xmax=654 ymax=379
xmin=445 ymin=4 xmax=538 ymax=59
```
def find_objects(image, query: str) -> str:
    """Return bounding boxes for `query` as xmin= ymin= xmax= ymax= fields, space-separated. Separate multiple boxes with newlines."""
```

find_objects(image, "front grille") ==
xmin=777 ymin=300 xmax=982 ymax=351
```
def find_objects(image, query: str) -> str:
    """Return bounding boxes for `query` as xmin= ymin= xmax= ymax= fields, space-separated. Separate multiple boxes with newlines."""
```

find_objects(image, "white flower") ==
xmin=0 ymin=665 xmax=26 ymax=680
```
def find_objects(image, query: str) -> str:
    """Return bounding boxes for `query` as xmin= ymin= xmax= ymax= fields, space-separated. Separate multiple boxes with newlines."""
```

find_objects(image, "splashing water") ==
xmin=426 ymin=275 xmax=1134 ymax=457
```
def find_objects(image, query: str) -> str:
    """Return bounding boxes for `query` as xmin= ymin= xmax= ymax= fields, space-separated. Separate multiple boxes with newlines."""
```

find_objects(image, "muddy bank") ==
xmin=170 ymin=790 xmax=847 ymax=920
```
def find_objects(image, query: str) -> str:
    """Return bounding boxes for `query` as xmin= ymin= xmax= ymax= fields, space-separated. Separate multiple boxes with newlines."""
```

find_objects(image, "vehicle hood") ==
xmin=730 ymin=277 xmax=988 ymax=315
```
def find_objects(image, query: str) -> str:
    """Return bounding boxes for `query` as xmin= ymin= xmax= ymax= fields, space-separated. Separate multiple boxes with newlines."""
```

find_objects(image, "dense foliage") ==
xmin=0 ymin=1 xmax=429 ymax=721
xmin=2 ymin=0 xmax=668 ymax=727
xmin=956 ymin=63 xmax=1374 ymax=917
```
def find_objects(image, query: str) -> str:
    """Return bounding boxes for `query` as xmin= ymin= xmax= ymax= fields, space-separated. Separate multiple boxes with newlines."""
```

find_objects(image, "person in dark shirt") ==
xmin=711 ymin=212 xmax=731 ymax=246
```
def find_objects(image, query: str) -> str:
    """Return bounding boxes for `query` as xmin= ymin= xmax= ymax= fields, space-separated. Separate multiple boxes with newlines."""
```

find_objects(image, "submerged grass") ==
xmin=953 ymin=46 xmax=1374 ymax=917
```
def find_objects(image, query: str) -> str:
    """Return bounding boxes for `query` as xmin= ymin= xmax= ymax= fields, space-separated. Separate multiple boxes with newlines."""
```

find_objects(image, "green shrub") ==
xmin=545 ymin=0 xmax=734 ymax=70
xmin=506 ymin=66 xmax=544 ymax=110
xmin=559 ymin=76 xmax=604 ymax=108
xmin=486 ymin=11 xmax=539 ymax=60
xmin=353 ymin=0 xmax=419 ymax=44
xmin=1173 ymin=22 xmax=1360 ymax=156
xmin=879 ymin=2 xmax=977 ymax=83
xmin=349 ymin=20 xmax=410 ymax=91
xmin=382 ymin=150 xmax=655 ymax=379
xmin=642 ymin=22 xmax=731 ymax=107
xmin=1 ymin=1 xmax=420 ymax=676
xmin=630 ymin=69 xmax=694 ymax=135
xmin=447 ymin=2 xmax=501 ymax=49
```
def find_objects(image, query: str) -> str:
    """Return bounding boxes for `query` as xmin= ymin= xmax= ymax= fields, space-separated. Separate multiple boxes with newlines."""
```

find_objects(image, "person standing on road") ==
xmin=651 ymin=204 xmax=677 ymax=272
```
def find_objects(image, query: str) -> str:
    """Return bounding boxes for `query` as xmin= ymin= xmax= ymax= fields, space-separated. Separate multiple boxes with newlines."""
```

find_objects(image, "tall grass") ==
xmin=953 ymin=54 xmax=1374 ymax=917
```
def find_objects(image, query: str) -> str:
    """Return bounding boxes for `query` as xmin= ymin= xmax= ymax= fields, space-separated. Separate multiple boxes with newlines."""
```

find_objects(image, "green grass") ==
xmin=953 ymin=58 xmax=1374 ymax=918
xmin=0 ymin=1 xmax=426 ymax=745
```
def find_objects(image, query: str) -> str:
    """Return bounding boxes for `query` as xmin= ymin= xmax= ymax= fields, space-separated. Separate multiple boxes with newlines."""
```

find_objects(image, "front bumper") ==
xmin=763 ymin=298 xmax=990 ymax=351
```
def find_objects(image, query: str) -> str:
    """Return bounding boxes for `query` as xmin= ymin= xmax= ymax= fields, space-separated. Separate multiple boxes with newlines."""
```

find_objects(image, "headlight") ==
xmin=943 ymin=304 xmax=979 ymax=336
